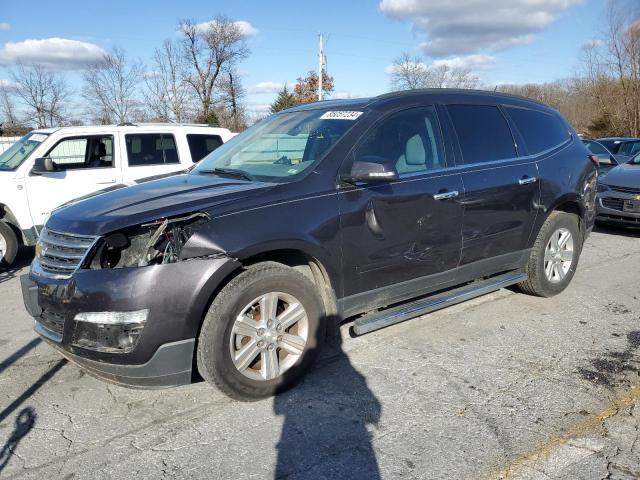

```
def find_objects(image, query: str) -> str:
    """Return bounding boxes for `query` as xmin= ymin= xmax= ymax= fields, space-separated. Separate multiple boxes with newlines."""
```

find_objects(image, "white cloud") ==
xmin=248 ymin=81 xmax=283 ymax=94
xmin=386 ymin=54 xmax=494 ymax=75
xmin=582 ymin=38 xmax=604 ymax=49
xmin=431 ymin=54 xmax=495 ymax=70
xmin=0 ymin=23 xmax=10 ymax=32
xmin=0 ymin=37 xmax=106 ymax=69
xmin=195 ymin=20 xmax=258 ymax=37
xmin=0 ymin=78 xmax=15 ymax=89
xmin=380 ymin=0 xmax=583 ymax=56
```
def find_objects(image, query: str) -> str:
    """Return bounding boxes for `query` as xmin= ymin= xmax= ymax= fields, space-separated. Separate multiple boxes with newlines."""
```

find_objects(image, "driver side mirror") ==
xmin=31 ymin=157 xmax=59 ymax=175
xmin=347 ymin=155 xmax=399 ymax=183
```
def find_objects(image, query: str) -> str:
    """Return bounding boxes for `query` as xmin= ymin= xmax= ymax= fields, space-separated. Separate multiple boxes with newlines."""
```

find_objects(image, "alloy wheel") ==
xmin=229 ymin=292 xmax=309 ymax=381
xmin=544 ymin=227 xmax=574 ymax=284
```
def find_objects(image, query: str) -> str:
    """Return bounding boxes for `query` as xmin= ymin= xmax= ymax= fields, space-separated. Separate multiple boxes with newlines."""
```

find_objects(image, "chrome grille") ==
xmin=37 ymin=228 xmax=97 ymax=278
xmin=610 ymin=185 xmax=640 ymax=194
xmin=601 ymin=198 xmax=625 ymax=211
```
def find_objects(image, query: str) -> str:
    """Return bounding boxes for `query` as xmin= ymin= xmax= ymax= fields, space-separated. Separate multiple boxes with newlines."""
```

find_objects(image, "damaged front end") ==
xmin=88 ymin=212 xmax=211 ymax=270
xmin=54 ymin=212 xmax=230 ymax=355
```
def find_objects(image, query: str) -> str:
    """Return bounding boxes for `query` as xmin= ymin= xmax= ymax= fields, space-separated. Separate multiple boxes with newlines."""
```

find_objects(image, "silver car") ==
xmin=597 ymin=153 xmax=640 ymax=226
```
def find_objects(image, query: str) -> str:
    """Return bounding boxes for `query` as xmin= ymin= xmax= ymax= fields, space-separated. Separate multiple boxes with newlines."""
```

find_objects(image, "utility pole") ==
xmin=318 ymin=33 xmax=325 ymax=101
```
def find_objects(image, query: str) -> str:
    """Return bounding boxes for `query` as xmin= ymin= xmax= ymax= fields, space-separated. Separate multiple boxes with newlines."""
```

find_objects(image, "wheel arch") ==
xmin=0 ymin=204 xmax=25 ymax=245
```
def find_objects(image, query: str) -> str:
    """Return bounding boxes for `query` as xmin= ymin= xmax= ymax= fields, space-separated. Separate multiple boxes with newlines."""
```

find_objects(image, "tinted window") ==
xmin=46 ymin=136 xmax=114 ymax=170
xmin=354 ymin=106 xmax=445 ymax=175
xmin=447 ymin=105 xmax=515 ymax=164
xmin=583 ymin=140 xmax=609 ymax=156
xmin=506 ymin=107 xmax=569 ymax=154
xmin=126 ymin=133 xmax=179 ymax=166
xmin=618 ymin=141 xmax=640 ymax=156
xmin=187 ymin=134 xmax=223 ymax=163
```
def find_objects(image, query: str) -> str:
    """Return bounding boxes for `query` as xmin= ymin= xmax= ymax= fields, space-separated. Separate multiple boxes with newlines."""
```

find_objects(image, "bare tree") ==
xmin=178 ymin=16 xmax=249 ymax=123
xmin=83 ymin=47 xmax=143 ymax=124
xmin=217 ymin=68 xmax=246 ymax=130
xmin=11 ymin=64 xmax=70 ymax=128
xmin=0 ymin=84 xmax=17 ymax=126
xmin=144 ymin=39 xmax=192 ymax=122
xmin=390 ymin=53 xmax=479 ymax=91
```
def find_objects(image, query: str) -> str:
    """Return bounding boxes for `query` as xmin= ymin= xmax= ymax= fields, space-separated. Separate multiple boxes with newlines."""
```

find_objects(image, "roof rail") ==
xmin=117 ymin=122 xmax=138 ymax=127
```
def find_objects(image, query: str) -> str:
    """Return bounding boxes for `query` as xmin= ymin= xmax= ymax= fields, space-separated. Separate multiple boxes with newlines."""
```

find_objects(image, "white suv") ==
xmin=0 ymin=123 xmax=234 ymax=267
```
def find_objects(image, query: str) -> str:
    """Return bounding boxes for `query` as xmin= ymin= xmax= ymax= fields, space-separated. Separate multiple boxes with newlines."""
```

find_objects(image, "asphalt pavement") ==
xmin=0 ymin=225 xmax=639 ymax=479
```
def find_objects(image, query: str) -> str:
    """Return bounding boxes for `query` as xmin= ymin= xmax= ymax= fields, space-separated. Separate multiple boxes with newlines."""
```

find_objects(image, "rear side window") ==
xmin=126 ymin=133 xmax=179 ymax=166
xmin=447 ymin=105 xmax=516 ymax=164
xmin=505 ymin=107 xmax=570 ymax=154
xmin=186 ymin=134 xmax=223 ymax=163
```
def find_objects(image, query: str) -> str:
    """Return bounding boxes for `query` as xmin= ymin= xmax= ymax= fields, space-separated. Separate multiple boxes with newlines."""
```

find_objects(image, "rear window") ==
xmin=126 ymin=134 xmax=179 ymax=166
xmin=186 ymin=134 xmax=223 ymax=163
xmin=505 ymin=107 xmax=570 ymax=154
xmin=447 ymin=104 xmax=516 ymax=164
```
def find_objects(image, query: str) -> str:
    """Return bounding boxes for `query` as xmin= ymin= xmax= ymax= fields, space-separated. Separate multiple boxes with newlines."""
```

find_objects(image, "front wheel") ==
xmin=518 ymin=211 xmax=582 ymax=297
xmin=0 ymin=221 xmax=18 ymax=268
xmin=197 ymin=262 xmax=325 ymax=401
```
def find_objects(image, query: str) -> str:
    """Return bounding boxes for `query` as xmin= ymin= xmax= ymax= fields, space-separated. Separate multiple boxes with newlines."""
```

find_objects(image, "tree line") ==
xmin=0 ymin=16 xmax=253 ymax=134
xmin=1 ymin=2 xmax=638 ymax=138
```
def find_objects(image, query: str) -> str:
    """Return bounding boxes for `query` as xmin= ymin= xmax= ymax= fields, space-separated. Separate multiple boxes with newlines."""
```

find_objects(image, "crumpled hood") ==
xmin=46 ymin=173 xmax=275 ymax=236
xmin=600 ymin=162 xmax=640 ymax=189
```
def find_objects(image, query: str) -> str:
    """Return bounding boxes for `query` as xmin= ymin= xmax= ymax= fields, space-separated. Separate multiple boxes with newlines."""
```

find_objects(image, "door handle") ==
xmin=97 ymin=180 xmax=117 ymax=185
xmin=433 ymin=190 xmax=459 ymax=200
xmin=518 ymin=176 xmax=537 ymax=186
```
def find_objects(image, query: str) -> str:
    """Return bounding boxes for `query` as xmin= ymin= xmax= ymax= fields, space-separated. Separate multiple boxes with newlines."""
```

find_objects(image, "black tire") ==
xmin=0 ymin=221 xmax=18 ymax=269
xmin=518 ymin=211 xmax=582 ymax=297
xmin=197 ymin=262 xmax=325 ymax=401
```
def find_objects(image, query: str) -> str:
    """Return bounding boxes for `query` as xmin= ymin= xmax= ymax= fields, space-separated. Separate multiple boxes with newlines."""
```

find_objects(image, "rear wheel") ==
xmin=518 ymin=211 xmax=581 ymax=297
xmin=197 ymin=262 xmax=325 ymax=401
xmin=0 ymin=221 xmax=17 ymax=268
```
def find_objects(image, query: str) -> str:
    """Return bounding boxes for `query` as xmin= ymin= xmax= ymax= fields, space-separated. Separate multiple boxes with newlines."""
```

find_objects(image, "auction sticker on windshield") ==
xmin=320 ymin=111 xmax=363 ymax=120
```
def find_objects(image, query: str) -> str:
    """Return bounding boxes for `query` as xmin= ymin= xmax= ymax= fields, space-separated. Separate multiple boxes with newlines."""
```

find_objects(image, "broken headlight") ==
xmin=89 ymin=212 xmax=209 ymax=270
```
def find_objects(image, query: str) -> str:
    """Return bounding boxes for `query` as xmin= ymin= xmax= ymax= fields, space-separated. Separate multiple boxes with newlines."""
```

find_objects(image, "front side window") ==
xmin=46 ymin=135 xmax=114 ymax=170
xmin=354 ymin=106 xmax=445 ymax=175
xmin=447 ymin=104 xmax=516 ymax=164
xmin=195 ymin=109 xmax=361 ymax=182
xmin=126 ymin=133 xmax=179 ymax=166
xmin=506 ymin=106 xmax=570 ymax=154
xmin=187 ymin=134 xmax=223 ymax=163
xmin=0 ymin=132 xmax=48 ymax=171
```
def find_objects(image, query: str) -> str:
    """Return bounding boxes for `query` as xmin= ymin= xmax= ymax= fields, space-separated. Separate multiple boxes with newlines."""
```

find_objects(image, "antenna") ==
xmin=318 ymin=33 xmax=325 ymax=101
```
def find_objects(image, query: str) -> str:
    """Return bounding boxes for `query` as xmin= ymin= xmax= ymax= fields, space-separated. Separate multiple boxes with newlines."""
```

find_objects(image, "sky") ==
xmin=0 ymin=0 xmax=607 ymax=117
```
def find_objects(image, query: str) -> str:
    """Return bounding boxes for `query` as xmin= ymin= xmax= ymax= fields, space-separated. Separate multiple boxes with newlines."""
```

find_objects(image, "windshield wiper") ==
xmin=200 ymin=167 xmax=256 ymax=182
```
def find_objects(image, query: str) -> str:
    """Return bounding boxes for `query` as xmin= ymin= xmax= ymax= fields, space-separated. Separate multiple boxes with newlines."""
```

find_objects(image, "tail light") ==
xmin=588 ymin=154 xmax=600 ymax=167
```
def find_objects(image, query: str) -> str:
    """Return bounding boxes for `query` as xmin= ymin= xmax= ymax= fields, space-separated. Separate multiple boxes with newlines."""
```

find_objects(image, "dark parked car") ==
xmin=21 ymin=90 xmax=597 ymax=400
xmin=597 ymin=137 xmax=640 ymax=159
xmin=596 ymin=152 xmax=640 ymax=226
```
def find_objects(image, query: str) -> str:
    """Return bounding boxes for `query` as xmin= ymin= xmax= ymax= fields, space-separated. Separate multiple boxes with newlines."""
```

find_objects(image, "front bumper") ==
xmin=596 ymin=192 xmax=640 ymax=226
xmin=21 ymin=256 xmax=240 ymax=388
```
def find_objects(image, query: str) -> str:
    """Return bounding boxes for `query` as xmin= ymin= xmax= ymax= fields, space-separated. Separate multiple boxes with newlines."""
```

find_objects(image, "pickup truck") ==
xmin=0 ymin=124 xmax=234 ymax=267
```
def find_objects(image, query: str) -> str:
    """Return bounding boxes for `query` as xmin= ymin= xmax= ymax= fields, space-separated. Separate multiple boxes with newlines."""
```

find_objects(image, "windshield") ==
xmin=0 ymin=132 xmax=48 ymax=171
xmin=583 ymin=140 xmax=610 ymax=156
xmin=629 ymin=152 xmax=640 ymax=165
xmin=617 ymin=141 xmax=640 ymax=156
xmin=194 ymin=109 xmax=364 ymax=182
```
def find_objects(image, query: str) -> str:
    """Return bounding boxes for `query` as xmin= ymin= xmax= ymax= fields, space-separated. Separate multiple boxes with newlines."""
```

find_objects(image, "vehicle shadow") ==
xmin=273 ymin=316 xmax=382 ymax=480
xmin=593 ymin=223 xmax=640 ymax=238
xmin=0 ymin=246 xmax=35 ymax=285
xmin=0 ymin=407 xmax=36 ymax=474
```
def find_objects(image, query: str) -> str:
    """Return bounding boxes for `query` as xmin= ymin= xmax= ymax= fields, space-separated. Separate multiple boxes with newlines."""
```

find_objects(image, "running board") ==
xmin=351 ymin=271 xmax=528 ymax=336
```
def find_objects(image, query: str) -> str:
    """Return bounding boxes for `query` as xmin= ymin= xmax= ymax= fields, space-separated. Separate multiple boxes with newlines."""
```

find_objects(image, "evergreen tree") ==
xmin=270 ymin=84 xmax=298 ymax=113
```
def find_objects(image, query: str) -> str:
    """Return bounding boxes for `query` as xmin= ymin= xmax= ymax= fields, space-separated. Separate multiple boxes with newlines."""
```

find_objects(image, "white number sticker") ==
xmin=320 ymin=111 xmax=363 ymax=121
